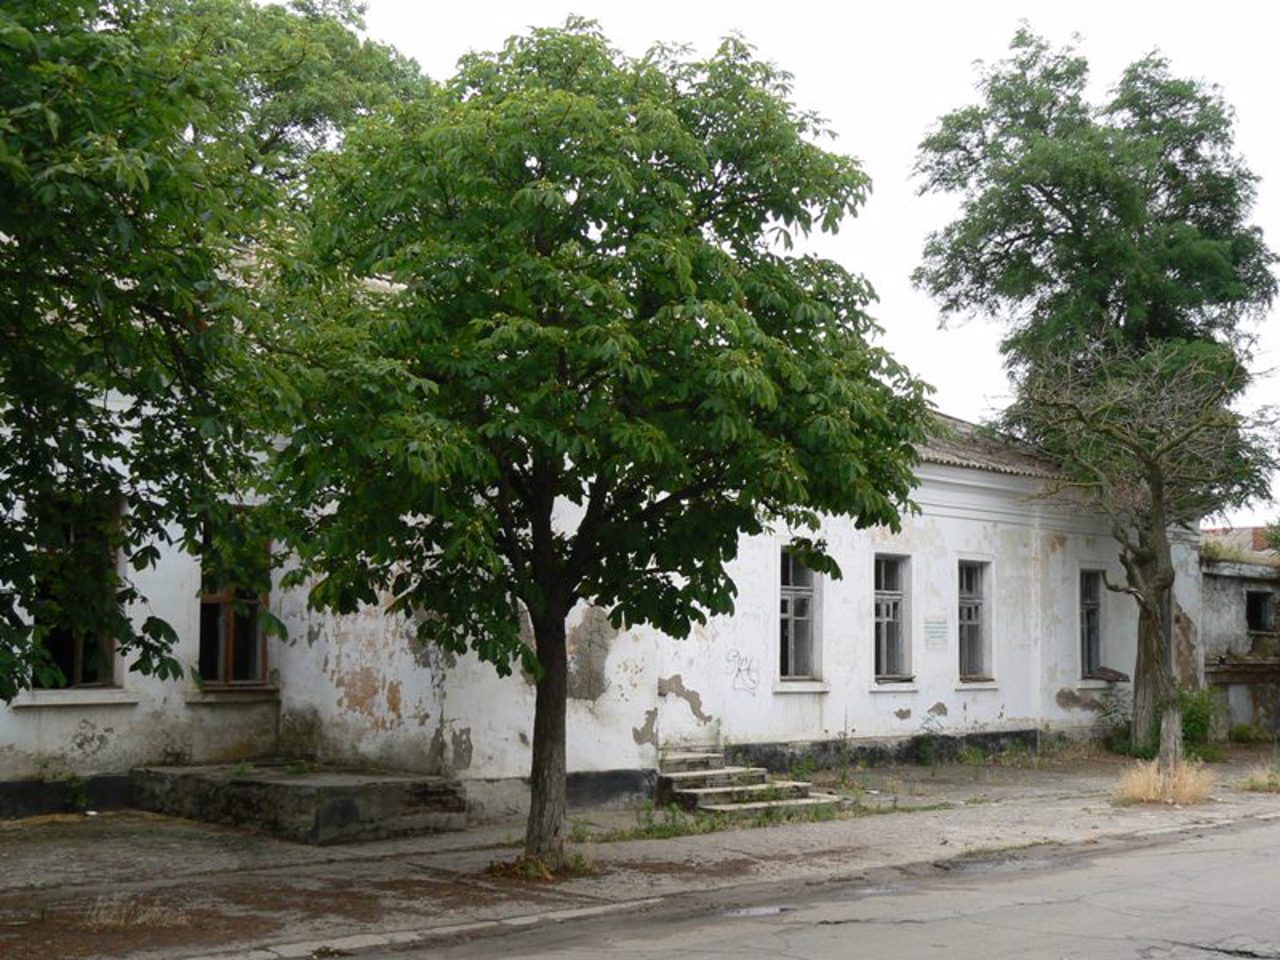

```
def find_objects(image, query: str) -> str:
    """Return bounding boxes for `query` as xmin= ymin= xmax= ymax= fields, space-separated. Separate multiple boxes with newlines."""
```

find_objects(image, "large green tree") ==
xmin=264 ymin=22 xmax=930 ymax=867
xmin=915 ymin=30 xmax=1276 ymax=762
xmin=0 ymin=0 xmax=418 ymax=699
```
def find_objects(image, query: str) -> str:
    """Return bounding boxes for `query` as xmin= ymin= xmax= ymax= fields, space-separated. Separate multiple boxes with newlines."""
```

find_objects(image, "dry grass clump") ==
xmin=1114 ymin=759 xmax=1213 ymax=805
xmin=487 ymin=850 xmax=598 ymax=881
xmin=85 ymin=896 xmax=191 ymax=930
xmin=1238 ymin=765 xmax=1280 ymax=793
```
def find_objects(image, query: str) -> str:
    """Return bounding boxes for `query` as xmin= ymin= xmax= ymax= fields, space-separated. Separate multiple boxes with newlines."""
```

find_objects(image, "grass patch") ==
xmin=487 ymin=850 xmax=599 ymax=881
xmin=1230 ymin=723 xmax=1274 ymax=745
xmin=1113 ymin=759 xmax=1214 ymax=805
xmin=599 ymin=803 xmax=730 ymax=842
xmin=1200 ymin=540 xmax=1253 ymax=562
xmin=956 ymin=745 xmax=986 ymax=767
xmin=956 ymin=838 xmax=1064 ymax=860
xmin=1237 ymin=764 xmax=1280 ymax=793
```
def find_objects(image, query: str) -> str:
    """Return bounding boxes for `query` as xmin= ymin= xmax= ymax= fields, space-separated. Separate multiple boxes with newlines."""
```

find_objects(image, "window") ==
xmin=874 ymin=556 xmax=910 ymax=681
xmin=958 ymin=561 xmax=991 ymax=681
xmin=199 ymin=587 xmax=267 ymax=685
xmin=1080 ymin=570 xmax=1103 ymax=678
xmin=1246 ymin=590 xmax=1275 ymax=633
xmin=780 ymin=548 xmax=815 ymax=679
xmin=198 ymin=514 xmax=270 ymax=686
xmin=31 ymin=496 xmax=120 ymax=689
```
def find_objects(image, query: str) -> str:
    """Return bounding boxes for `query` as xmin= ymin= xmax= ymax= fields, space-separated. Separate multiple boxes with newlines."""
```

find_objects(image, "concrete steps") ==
xmin=660 ymin=751 xmax=726 ymax=773
xmin=660 ymin=765 xmax=768 ymax=791
xmin=658 ymin=749 xmax=841 ymax=818
xmin=677 ymin=780 xmax=812 ymax=806
xmin=131 ymin=763 xmax=467 ymax=845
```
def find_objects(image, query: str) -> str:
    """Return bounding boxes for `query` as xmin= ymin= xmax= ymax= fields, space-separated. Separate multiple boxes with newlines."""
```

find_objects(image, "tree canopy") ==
xmin=914 ymin=29 xmax=1275 ymax=367
xmin=263 ymin=21 xmax=930 ymax=865
xmin=0 ymin=0 xmax=418 ymax=698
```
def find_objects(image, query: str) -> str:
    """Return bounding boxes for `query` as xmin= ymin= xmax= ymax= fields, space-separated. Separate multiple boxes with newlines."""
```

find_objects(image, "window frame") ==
xmin=1080 ymin=569 xmax=1105 ymax=679
xmin=1246 ymin=589 xmax=1275 ymax=634
xmin=779 ymin=547 xmax=818 ymax=681
xmin=30 ymin=496 xmax=122 ymax=690
xmin=198 ymin=586 xmax=270 ymax=687
xmin=958 ymin=559 xmax=992 ymax=682
xmin=874 ymin=554 xmax=912 ymax=683
xmin=198 ymin=515 xmax=273 ymax=688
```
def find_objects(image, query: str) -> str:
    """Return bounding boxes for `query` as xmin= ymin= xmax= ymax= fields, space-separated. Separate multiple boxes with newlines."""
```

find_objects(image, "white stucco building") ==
xmin=0 ymin=416 xmax=1204 ymax=814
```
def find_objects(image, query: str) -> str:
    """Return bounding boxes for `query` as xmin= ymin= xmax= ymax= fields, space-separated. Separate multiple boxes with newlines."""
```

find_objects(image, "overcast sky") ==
xmin=358 ymin=1 xmax=1280 ymax=526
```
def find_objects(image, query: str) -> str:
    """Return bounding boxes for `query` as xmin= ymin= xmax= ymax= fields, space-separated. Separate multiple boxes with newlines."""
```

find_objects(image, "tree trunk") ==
xmin=1131 ymin=603 xmax=1164 ymax=754
xmin=525 ymin=612 xmax=568 ymax=869
xmin=1158 ymin=700 xmax=1183 ymax=773
xmin=1131 ymin=587 xmax=1181 ymax=770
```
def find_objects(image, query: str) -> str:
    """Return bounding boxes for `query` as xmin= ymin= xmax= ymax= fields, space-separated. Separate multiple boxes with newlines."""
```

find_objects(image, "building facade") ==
xmin=0 ymin=418 xmax=1204 ymax=814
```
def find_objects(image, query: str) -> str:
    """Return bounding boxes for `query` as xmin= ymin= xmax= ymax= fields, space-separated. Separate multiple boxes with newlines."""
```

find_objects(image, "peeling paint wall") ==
xmin=1202 ymin=560 xmax=1280 ymax=732
xmin=1202 ymin=561 xmax=1280 ymax=659
xmin=567 ymin=607 xmax=616 ymax=701
xmin=268 ymin=589 xmax=661 ymax=786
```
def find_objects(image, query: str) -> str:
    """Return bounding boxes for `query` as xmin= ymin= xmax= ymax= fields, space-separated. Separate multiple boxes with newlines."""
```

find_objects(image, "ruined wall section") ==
xmin=272 ymin=587 xmax=453 ymax=775
xmin=1202 ymin=559 xmax=1280 ymax=733
xmin=271 ymin=585 xmax=662 ymax=794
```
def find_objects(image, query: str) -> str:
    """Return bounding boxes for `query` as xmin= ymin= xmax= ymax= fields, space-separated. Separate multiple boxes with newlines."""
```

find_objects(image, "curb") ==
xmin=182 ymin=897 xmax=667 ymax=960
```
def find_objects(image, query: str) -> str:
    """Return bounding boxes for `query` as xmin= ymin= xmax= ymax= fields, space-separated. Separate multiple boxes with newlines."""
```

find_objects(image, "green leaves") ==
xmin=0 ymin=0 xmax=416 ymax=700
xmin=915 ymin=30 xmax=1274 ymax=366
xmin=274 ymin=21 xmax=929 ymax=674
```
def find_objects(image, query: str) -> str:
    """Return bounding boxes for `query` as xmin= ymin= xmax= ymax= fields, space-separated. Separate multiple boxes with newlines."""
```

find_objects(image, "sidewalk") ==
xmin=3 ymin=750 xmax=1278 ymax=960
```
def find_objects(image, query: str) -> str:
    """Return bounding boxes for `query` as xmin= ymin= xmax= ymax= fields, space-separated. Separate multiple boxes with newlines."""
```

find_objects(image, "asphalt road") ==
xmin=412 ymin=818 xmax=1280 ymax=959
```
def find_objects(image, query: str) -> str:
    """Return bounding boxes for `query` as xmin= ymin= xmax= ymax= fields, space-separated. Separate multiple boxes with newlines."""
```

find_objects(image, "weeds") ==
xmin=1238 ymin=765 xmax=1280 ymax=793
xmin=601 ymin=802 xmax=728 ymax=842
xmin=788 ymin=752 xmax=817 ymax=782
xmin=1180 ymin=688 xmax=1223 ymax=760
xmin=1229 ymin=723 xmax=1273 ymax=745
xmin=957 ymin=838 xmax=1064 ymax=861
xmin=1103 ymin=687 xmax=1226 ymax=761
xmin=487 ymin=850 xmax=599 ymax=881
xmin=33 ymin=757 xmax=91 ymax=811
xmin=59 ymin=771 xmax=90 ymax=812
xmin=956 ymin=745 xmax=986 ymax=767
xmin=1113 ymin=760 xmax=1213 ymax=805
xmin=1035 ymin=733 xmax=1105 ymax=764
xmin=1200 ymin=540 xmax=1252 ymax=563
xmin=991 ymin=740 xmax=1040 ymax=767
xmin=915 ymin=714 xmax=944 ymax=766
xmin=85 ymin=897 xmax=190 ymax=931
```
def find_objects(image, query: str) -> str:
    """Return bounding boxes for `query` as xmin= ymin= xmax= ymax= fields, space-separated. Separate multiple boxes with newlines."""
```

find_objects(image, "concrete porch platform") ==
xmin=130 ymin=763 xmax=466 ymax=844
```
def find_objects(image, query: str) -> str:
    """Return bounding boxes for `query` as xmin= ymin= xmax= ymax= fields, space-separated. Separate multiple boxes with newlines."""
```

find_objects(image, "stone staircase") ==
xmin=657 ymin=749 xmax=842 ymax=818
